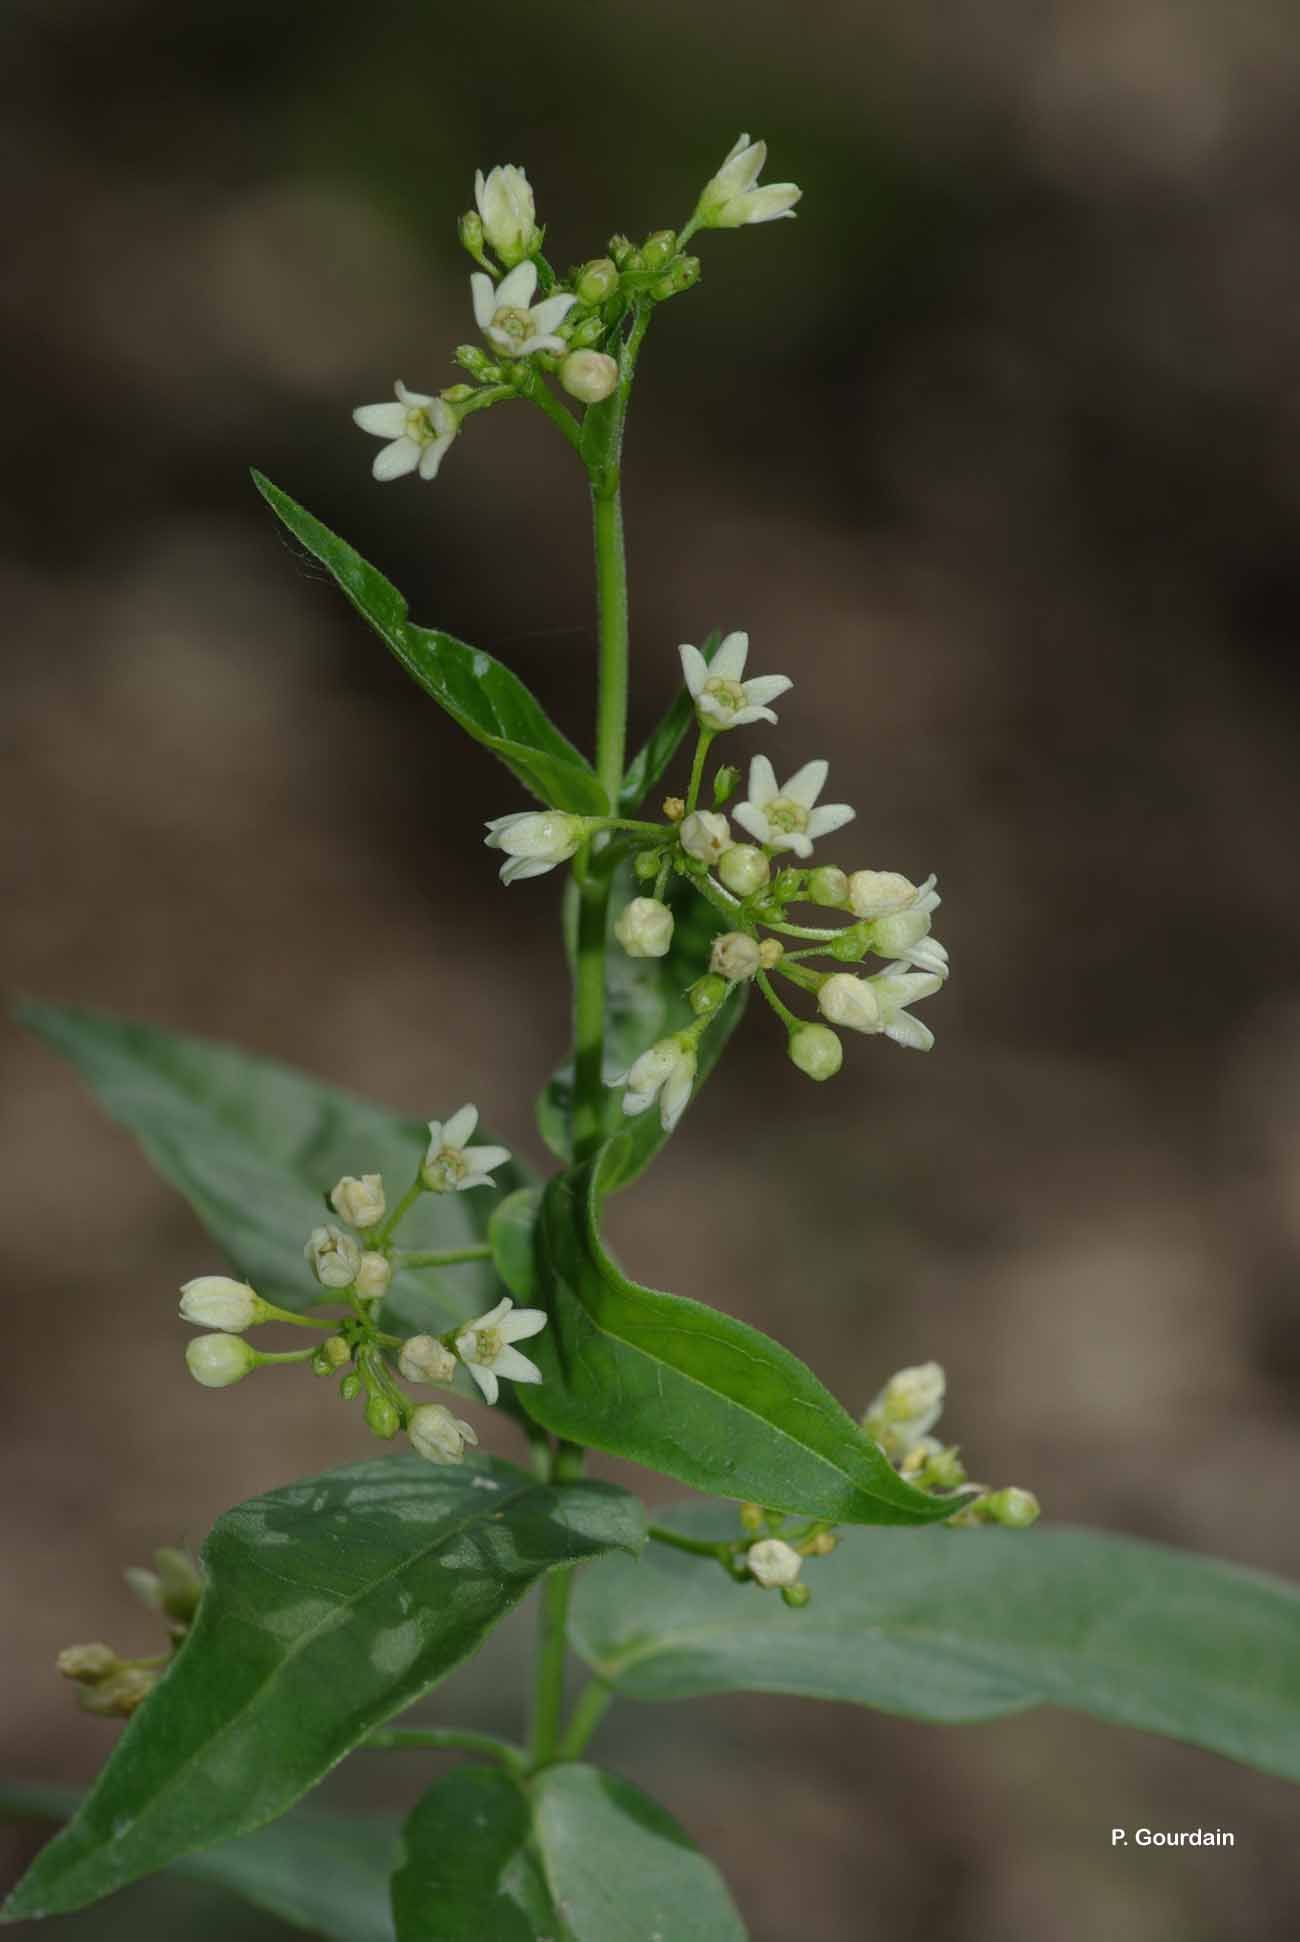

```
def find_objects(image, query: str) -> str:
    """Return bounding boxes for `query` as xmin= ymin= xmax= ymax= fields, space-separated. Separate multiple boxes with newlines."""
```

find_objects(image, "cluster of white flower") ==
xmin=175 ymin=1106 xmax=547 ymax=1464
xmin=862 ymin=1361 xmax=1040 ymax=1525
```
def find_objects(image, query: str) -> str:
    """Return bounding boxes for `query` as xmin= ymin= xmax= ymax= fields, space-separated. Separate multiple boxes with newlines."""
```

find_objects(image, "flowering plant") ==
xmin=6 ymin=136 xmax=1298 ymax=1941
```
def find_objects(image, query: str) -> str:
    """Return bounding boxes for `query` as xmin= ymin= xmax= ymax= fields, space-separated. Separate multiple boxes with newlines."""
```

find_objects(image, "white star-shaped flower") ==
xmin=732 ymin=756 xmax=855 ymax=859
xmin=484 ymin=810 xmax=587 ymax=883
xmin=421 ymin=1105 xmax=512 ymax=1194
xmin=353 ymin=381 xmax=458 ymax=482
xmin=614 ymin=1034 xmax=697 ymax=1133
xmin=470 ymin=262 xmax=576 ymax=359
xmin=474 ymin=164 xmax=540 ymax=267
xmin=678 ymin=631 xmax=792 ymax=732
xmin=455 ymin=1297 xmax=548 ymax=1404
xmin=696 ymin=134 xmax=802 ymax=229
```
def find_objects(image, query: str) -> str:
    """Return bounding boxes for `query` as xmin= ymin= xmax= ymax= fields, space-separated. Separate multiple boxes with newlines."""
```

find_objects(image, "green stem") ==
xmin=371 ymin=1175 xmax=424 ymax=1248
xmin=685 ymin=728 xmax=715 ymax=814
xmin=756 ymin=970 xmax=801 ymax=1029
xmin=361 ymin=1726 xmax=527 ymax=1774
xmin=257 ymin=1302 xmax=333 ymax=1331
xmin=528 ymin=1441 xmax=586 ymax=1768
xmin=557 ymin=1680 xmax=614 ymax=1761
xmin=251 ymin=1346 xmax=319 ymax=1369
xmin=527 ymin=375 xmax=584 ymax=452
xmin=394 ymin=1245 xmax=492 ymax=1268
xmin=648 ymin=1522 xmax=736 ymax=1562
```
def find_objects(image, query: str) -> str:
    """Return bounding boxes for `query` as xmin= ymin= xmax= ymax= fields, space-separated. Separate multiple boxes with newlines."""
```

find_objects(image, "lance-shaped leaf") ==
xmin=0 ymin=1788 xmax=397 ymax=1942
xmin=536 ymin=862 xmax=746 ymax=1188
xmin=252 ymin=473 xmax=607 ymax=815
xmin=1 ymin=1456 xmax=645 ymax=1924
xmin=619 ymin=628 xmax=721 ymax=813
xmin=18 ymin=1003 xmax=528 ymax=1413
xmin=518 ymin=1152 xmax=967 ymax=1526
xmin=391 ymin=1762 xmax=746 ymax=1942
xmin=569 ymin=1504 xmax=1300 ymax=1783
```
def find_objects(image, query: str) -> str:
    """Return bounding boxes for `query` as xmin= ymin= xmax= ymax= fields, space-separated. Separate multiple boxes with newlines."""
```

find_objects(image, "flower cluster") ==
xmin=353 ymin=135 xmax=800 ymax=489
xmin=176 ymin=1106 xmax=548 ymax=1465
xmin=57 ymin=1547 xmax=202 ymax=1719
xmin=863 ymin=1361 xmax=1040 ymax=1526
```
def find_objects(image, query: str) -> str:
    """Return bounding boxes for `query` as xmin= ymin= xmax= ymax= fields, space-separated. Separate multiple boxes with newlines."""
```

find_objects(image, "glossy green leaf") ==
xmin=0 ymin=1788 xmax=396 ymax=1942
xmin=570 ymin=1503 xmax=1300 ymax=1782
xmin=1 ymin=1456 xmax=645 ymax=1924
xmin=391 ymin=1763 xmax=745 ymax=1941
xmin=252 ymin=474 xmax=606 ymax=815
xmin=519 ymin=1152 xmax=966 ymax=1527
xmin=536 ymin=864 xmax=746 ymax=1188
xmin=619 ymin=629 xmax=720 ymax=813
xmin=18 ymin=1004 xmax=529 ymax=1413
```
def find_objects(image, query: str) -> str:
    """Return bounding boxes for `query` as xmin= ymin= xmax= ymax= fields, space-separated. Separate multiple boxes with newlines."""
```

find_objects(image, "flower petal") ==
xmin=741 ymin=675 xmax=792 ymax=707
xmin=529 ymin=292 xmax=577 ymax=335
xmin=372 ymin=438 xmax=420 ymax=481
xmin=500 ymin=1306 xmax=548 ymax=1342
xmin=660 ymin=1058 xmax=695 ymax=1132
xmin=466 ymin=1362 xmax=499 ymax=1404
xmin=678 ymin=642 xmax=708 ymax=696
xmin=394 ymin=380 xmax=434 ymax=407
xmin=496 ymin=260 xmax=537 ymax=308
xmin=747 ymin=753 xmax=778 ymax=807
xmin=732 ymin=803 xmax=770 ymax=844
xmin=781 ymin=759 xmax=828 ymax=808
xmin=470 ymin=272 xmax=497 ymax=331
xmin=501 ymin=855 xmax=557 ymax=882
xmin=353 ymin=402 xmax=408 ymax=437
xmin=461 ymin=1144 xmax=510 ymax=1174
xmin=884 ymin=1013 xmax=935 ymax=1052
xmin=442 ymin=1104 xmax=479 ymax=1149
xmin=419 ymin=435 xmax=452 ymax=481
xmin=729 ymin=706 xmax=778 ymax=727
xmin=806 ymin=802 xmax=856 ymax=839
xmin=516 ymin=332 xmax=567 ymax=356
xmin=493 ymin=1344 xmax=543 ymax=1385
xmin=711 ymin=630 xmax=749 ymax=681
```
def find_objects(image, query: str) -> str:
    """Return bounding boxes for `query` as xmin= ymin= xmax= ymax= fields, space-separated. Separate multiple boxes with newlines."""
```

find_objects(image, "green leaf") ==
xmin=570 ymin=1504 xmax=1300 ymax=1783
xmin=619 ymin=629 xmax=720 ymax=814
xmin=392 ymin=1763 xmax=746 ymax=1941
xmin=252 ymin=474 xmax=606 ymax=815
xmin=18 ymin=1004 xmax=528 ymax=1412
xmin=536 ymin=864 xmax=746 ymax=1189
xmin=1 ymin=1456 xmax=645 ymax=1924
xmin=518 ymin=1151 xmax=966 ymax=1527
xmin=0 ymin=1788 xmax=396 ymax=1942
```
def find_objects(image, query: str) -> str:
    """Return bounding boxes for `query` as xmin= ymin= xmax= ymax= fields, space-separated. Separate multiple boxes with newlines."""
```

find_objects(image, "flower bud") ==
xmin=738 ymin=1502 xmax=766 ymax=1534
xmin=710 ymin=931 xmax=761 ymax=982
xmin=456 ymin=344 xmax=503 ymax=382
xmin=981 ymin=1487 xmax=1041 ymax=1529
xmin=608 ymin=233 xmax=636 ymax=267
xmin=485 ymin=810 xmax=587 ymax=883
xmin=305 ymin=1224 xmax=362 ymax=1288
xmin=828 ymin=924 xmax=870 ymax=963
xmin=717 ymin=843 xmax=770 ymax=897
xmin=633 ymin=849 xmax=661 ymax=881
xmin=474 ymin=164 xmax=541 ymax=267
xmin=354 ymin=1250 xmax=392 ymax=1301
xmin=614 ymin=896 xmax=675 ymax=959
xmin=441 ymin=383 xmax=475 ymax=406
xmin=662 ymin=795 xmax=685 ymax=823
xmin=847 ymin=870 xmax=920 ymax=921
xmin=57 ymin=1642 xmax=119 ymax=1684
xmin=651 ymin=256 xmax=700 ymax=300
xmin=147 ymin=1547 xmax=203 ymax=1623
xmin=312 ymin=1335 xmax=350 ymax=1376
xmin=79 ymin=1666 xmax=158 ymax=1718
xmin=560 ymin=350 xmax=619 ymax=404
xmin=458 ymin=209 xmax=491 ymax=268
xmin=688 ymin=973 xmax=729 ymax=1018
xmin=365 ymin=1392 xmax=401 ymax=1440
xmin=808 ymin=866 xmax=849 ymax=908
xmin=576 ymin=256 xmax=620 ymax=304
xmin=711 ymin=764 xmax=741 ymax=807
xmin=641 ymin=228 xmax=677 ymax=269
xmin=185 ymin=1333 xmax=257 ymax=1388
xmin=329 ymin=1173 xmax=386 ymax=1228
xmin=781 ymin=1582 xmax=812 ymax=1608
xmin=565 ymin=314 xmax=606 ymax=349
xmin=772 ymin=867 xmax=805 ymax=903
xmin=178 ymin=1276 xmax=265 ymax=1332
xmin=788 ymin=1023 xmax=842 ymax=1081
xmin=863 ymin=1362 xmax=945 ymax=1457
xmin=807 ymin=1531 xmax=837 ymax=1557
xmin=409 ymin=1402 xmax=480 ymax=1465
xmin=747 ymin=1537 xmax=803 ymax=1589
xmin=757 ymin=938 xmax=783 ymax=969
xmin=679 ymin=810 xmax=731 ymax=864
xmin=340 ymin=1372 xmax=362 ymax=1401
xmin=818 ymin=972 xmax=881 ymax=1035
xmin=398 ymin=1334 xmax=458 ymax=1385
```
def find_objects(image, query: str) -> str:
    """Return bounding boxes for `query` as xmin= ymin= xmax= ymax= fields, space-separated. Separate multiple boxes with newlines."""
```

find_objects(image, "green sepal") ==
xmin=252 ymin=473 xmax=607 ymax=815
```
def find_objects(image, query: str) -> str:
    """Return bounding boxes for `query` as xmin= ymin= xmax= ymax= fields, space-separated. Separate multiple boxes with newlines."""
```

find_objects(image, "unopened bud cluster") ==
xmin=862 ymin=1363 xmax=1039 ymax=1528
xmin=56 ymin=1546 xmax=203 ymax=1720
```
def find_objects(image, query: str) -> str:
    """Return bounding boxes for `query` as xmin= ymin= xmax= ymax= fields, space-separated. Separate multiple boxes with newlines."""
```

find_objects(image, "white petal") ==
xmin=394 ymin=380 xmax=434 ymax=407
xmin=622 ymin=1088 xmax=655 ymax=1117
xmin=485 ymin=324 xmax=514 ymax=353
xmin=484 ymin=811 xmax=529 ymax=839
xmin=500 ymin=1307 xmax=548 ymax=1342
xmin=678 ymin=642 xmax=708 ymax=697
xmin=496 ymin=261 xmax=537 ymax=308
xmin=501 ymin=855 xmax=557 ymax=882
xmin=885 ymin=1013 xmax=935 ymax=1052
xmin=471 ymin=273 xmax=497 ymax=330
xmin=516 ymin=332 xmax=567 ymax=356
xmin=782 ymin=759 xmax=828 ymax=808
xmin=732 ymin=803 xmax=771 ymax=844
xmin=747 ymin=753 xmax=778 ymax=807
xmin=529 ymin=292 xmax=577 ymax=334
xmin=806 ymin=802 xmax=856 ymax=839
xmin=425 ymin=1119 xmax=443 ymax=1150
xmin=711 ymin=631 xmax=749 ymax=681
xmin=372 ymin=438 xmax=420 ymax=481
xmin=474 ymin=168 xmax=487 ymax=214
xmin=786 ymin=833 xmax=815 ymax=859
xmin=467 ymin=1362 xmax=499 ymax=1404
xmin=353 ymin=402 xmax=408 ymax=437
xmin=461 ymin=1144 xmax=510 ymax=1174
xmin=493 ymin=1344 xmax=543 ymax=1384
xmin=442 ymin=1104 xmax=479 ymax=1149
xmin=419 ymin=435 xmax=452 ymax=481
xmin=729 ymin=706 xmax=778 ymax=727
xmin=456 ymin=1172 xmax=496 ymax=1191
xmin=659 ymin=1059 xmax=695 ymax=1132
xmin=470 ymin=1297 xmax=512 ymax=1331
xmin=741 ymin=675 xmax=792 ymax=707
xmin=717 ymin=140 xmax=766 ymax=195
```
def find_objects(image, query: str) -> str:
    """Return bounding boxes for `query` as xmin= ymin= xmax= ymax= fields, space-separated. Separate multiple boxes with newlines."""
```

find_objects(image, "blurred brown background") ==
xmin=4 ymin=0 xmax=1300 ymax=1936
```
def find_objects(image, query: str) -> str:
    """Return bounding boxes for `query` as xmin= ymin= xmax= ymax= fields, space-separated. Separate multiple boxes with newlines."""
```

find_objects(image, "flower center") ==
xmin=468 ymin=1326 xmax=502 ymax=1364
xmin=425 ymin=1145 xmax=468 ymax=1192
xmin=702 ymin=676 xmax=747 ymax=714
xmin=765 ymin=796 xmax=809 ymax=835
xmin=404 ymin=407 xmax=434 ymax=445
xmin=491 ymin=305 xmax=533 ymax=348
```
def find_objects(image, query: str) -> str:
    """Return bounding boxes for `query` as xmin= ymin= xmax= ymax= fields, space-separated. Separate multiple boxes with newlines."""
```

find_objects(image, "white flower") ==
xmin=817 ymin=972 xmax=882 ymax=1035
xmin=408 ymin=1402 xmax=480 ymax=1465
xmin=615 ymin=1034 xmax=697 ymax=1132
xmin=733 ymin=756 xmax=855 ymax=860
xmin=178 ymin=1276 xmax=265 ymax=1332
xmin=353 ymin=1251 xmax=392 ymax=1300
xmin=353 ymin=382 xmax=458 ymax=483
xmin=329 ymin=1173 xmax=386 ymax=1228
xmin=484 ymin=810 xmax=587 ymax=883
xmin=678 ymin=631 xmax=792 ymax=732
xmin=305 ymin=1224 xmax=362 ymax=1289
xmin=678 ymin=810 xmax=732 ymax=864
xmin=561 ymin=350 xmax=619 ymax=404
xmin=817 ymin=967 xmax=943 ymax=1049
xmin=185 ymin=1333 xmax=257 ymax=1389
xmin=422 ymin=1104 xmax=512 ymax=1194
xmin=746 ymin=1538 xmax=803 ymax=1588
xmin=847 ymin=870 xmax=936 ymax=921
xmin=398 ymin=1334 xmax=458 ymax=1385
xmin=863 ymin=1362 xmax=946 ymax=1457
xmin=614 ymin=896 xmax=675 ymax=959
xmin=455 ymin=1297 xmax=548 ymax=1405
xmin=470 ymin=261 xmax=576 ymax=359
xmin=695 ymin=134 xmax=802 ymax=229
xmin=474 ymin=164 xmax=541 ymax=266
xmin=710 ymin=931 xmax=761 ymax=981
